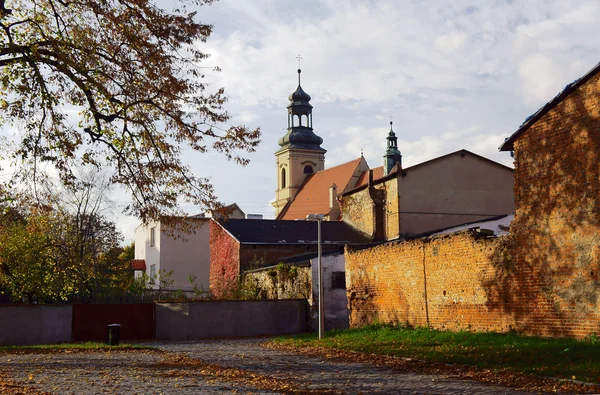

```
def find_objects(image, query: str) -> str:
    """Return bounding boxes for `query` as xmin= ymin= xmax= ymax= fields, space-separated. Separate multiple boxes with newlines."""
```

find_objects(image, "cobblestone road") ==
xmin=0 ymin=339 xmax=540 ymax=394
xmin=152 ymin=339 xmax=539 ymax=394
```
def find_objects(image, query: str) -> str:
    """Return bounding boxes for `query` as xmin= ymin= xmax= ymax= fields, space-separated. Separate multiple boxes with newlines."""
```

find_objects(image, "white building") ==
xmin=133 ymin=217 xmax=212 ymax=292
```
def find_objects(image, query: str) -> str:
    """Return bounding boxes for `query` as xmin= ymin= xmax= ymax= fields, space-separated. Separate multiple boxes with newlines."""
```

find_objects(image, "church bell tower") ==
xmin=272 ymin=69 xmax=326 ymax=216
xmin=384 ymin=121 xmax=402 ymax=175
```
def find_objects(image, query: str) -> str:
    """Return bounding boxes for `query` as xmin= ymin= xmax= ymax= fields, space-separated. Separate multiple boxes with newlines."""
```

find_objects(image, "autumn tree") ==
xmin=0 ymin=0 xmax=260 ymax=221
xmin=0 ymin=207 xmax=78 ymax=302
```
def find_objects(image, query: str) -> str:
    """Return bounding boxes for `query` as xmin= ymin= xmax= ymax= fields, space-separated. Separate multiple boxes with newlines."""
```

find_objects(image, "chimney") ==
xmin=368 ymin=169 xmax=374 ymax=186
xmin=329 ymin=184 xmax=338 ymax=209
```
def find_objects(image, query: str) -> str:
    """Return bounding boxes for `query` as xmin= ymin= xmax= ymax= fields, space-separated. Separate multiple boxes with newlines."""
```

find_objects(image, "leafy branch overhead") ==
xmin=0 ymin=0 xmax=261 ymax=220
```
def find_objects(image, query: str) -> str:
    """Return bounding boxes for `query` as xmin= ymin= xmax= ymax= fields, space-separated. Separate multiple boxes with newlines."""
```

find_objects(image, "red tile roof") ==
xmin=278 ymin=158 xmax=363 ymax=220
xmin=356 ymin=166 xmax=385 ymax=187
xmin=130 ymin=259 xmax=146 ymax=271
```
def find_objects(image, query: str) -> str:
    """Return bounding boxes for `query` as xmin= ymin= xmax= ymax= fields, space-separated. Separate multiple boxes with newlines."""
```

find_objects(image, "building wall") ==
xmin=399 ymin=153 xmax=515 ymax=235
xmin=341 ymin=176 xmax=400 ymax=241
xmin=508 ymin=70 xmax=600 ymax=337
xmin=209 ymin=220 xmax=241 ymax=298
xmin=273 ymin=148 xmax=326 ymax=216
xmin=311 ymin=253 xmax=350 ymax=330
xmin=135 ymin=219 xmax=211 ymax=291
xmin=160 ymin=219 xmax=211 ymax=291
xmin=134 ymin=220 xmax=161 ymax=283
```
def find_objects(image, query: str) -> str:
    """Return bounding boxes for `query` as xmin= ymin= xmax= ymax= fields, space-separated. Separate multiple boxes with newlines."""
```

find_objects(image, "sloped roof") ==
xmin=130 ymin=259 xmax=146 ymax=271
xmin=278 ymin=158 xmax=364 ymax=220
xmin=356 ymin=166 xmax=385 ymax=187
xmin=500 ymin=62 xmax=600 ymax=151
xmin=217 ymin=219 xmax=370 ymax=245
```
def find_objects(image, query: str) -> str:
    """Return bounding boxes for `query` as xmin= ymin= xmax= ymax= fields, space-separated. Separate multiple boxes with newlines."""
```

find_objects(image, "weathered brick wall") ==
xmin=347 ymin=224 xmax=600 ymax=338
xmin=341 ymin=176 xmax=400 ymax=241
xmin=507 ymin=70 xmax=600 ymax=337
xmin=346 ymin=231 xmax=515 ymax=333
xmin=209 ymin=221 xmax=240 ymax=298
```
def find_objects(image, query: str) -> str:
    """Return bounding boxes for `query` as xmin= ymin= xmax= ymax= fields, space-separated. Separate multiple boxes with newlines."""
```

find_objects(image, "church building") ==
xmin=273 ymin=70 xmax=516 ymax=239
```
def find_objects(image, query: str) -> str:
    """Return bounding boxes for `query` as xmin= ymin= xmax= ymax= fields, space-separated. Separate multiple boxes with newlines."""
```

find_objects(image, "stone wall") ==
xmin=243 ymin=264 xmax=312 ymax=301
xmin=507 ymin=69 xmax=600 ymax=338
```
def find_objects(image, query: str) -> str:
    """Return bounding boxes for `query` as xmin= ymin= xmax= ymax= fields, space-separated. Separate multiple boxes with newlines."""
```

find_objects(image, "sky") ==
xmin=5 ymin=0 xmax=600 ymax=243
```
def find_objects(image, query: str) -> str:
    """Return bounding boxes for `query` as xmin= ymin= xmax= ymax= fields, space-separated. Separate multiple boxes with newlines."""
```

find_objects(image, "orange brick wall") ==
xmin=507 ymin=70 xmax=600 ymax=337
xmin=346 ymin=232 xmax=517 ymax=333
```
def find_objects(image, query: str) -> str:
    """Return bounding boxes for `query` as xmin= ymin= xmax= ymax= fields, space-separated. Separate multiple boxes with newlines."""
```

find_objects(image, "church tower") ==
xmin=384 ymin=121 xmax=402 ymax=175
xmin=272 ymin=69 xmax=326 ymax=216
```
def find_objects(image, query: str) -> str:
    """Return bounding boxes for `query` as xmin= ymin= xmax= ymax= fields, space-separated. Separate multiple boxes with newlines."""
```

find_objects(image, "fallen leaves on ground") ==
xmin=149 ymin=353 xmax=340 ymax=394
xmin=264 ymin=341 xmax=600 ymax=394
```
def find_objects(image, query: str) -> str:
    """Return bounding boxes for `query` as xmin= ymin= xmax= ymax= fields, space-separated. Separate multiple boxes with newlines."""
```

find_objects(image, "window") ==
xmin=150 ymin=226 xmax=156 ymax=246
xmin=281 ymin=168 xmax=286 ymax=188
xmin=331 ymin=272 xmax=346 ymax=289
xmin=150 ymin=264 xmax=156 ymax=278
xmin=303 ymin=165 xmax=314 ymax=174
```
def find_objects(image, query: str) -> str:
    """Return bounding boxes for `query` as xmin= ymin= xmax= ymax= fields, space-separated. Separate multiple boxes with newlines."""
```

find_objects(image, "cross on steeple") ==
xmin=296 ymin=55 xmax=303 ymax=85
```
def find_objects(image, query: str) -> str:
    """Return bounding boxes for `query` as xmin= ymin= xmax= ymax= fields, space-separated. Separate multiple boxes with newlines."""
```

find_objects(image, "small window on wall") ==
xmin=281 ymin=168 xmax=287 ymax=188
xmin=303 ymin=165 xmax=314 ymax=174
xmin=150 ymin=264 xmax=156 ymax=278
xmin=150 ymin=227 xmax=156 ymax=246
xmin=331 ymin=272 xmax=346 ymax=289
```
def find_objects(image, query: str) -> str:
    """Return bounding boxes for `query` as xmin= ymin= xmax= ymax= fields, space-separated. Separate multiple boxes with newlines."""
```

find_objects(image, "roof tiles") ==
xmin=279 ymin=158 xmax=364 ymax=220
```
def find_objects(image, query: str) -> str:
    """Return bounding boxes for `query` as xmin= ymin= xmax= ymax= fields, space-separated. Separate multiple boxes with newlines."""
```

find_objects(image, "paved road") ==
xmin=0 ymin=339 xmax=538 ymax=394
xmin=152 ymin=339 xmax=535 ymax=394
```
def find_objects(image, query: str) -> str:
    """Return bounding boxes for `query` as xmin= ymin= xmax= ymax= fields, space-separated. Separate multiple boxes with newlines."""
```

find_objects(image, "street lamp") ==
xmin=306 ymin=213 xmax=325 ymax=339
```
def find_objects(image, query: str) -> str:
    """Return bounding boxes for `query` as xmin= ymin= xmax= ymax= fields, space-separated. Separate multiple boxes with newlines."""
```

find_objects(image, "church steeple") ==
xmin=384 ymin=121 xmax=402 ymax=175
xmin=277 ymin=69 xmax=324 ymax=151
xmin=273 ymin=68 xmax=326 ymax=216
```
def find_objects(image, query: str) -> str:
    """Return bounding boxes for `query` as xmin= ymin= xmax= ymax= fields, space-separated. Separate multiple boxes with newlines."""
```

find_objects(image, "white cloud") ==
xmin=10 ymin=0 xmax=595 ymax=235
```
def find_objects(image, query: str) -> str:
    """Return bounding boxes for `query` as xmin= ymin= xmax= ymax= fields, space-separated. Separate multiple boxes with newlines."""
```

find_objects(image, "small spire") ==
xmin=361 ymin=148 xmax=364 ymax=157
xmin=296 ymin=54 xmax=303 ymax=85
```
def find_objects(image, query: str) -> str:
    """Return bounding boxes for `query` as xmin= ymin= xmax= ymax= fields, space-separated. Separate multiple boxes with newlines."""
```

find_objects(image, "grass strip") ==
xmin=271 ymin=324 xmax=600 ymax=386
xmin=0 ymin=342 xmax=155 ymax=354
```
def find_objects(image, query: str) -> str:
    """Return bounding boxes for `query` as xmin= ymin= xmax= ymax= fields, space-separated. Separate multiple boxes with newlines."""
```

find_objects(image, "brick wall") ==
xmin=209 ymin=221 xmax=240 ymax=298
xmin=346 ymin=231 xmax=517 ymax=333
xmin=507 ymin=69 xmax=600 ymax=337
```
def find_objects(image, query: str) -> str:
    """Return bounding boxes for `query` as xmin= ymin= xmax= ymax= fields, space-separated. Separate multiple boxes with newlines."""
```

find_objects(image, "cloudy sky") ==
xmin=9 ymin=0 xmax=600 ymax=242
xmin=177 ymin=0 xmax=599 ymax=224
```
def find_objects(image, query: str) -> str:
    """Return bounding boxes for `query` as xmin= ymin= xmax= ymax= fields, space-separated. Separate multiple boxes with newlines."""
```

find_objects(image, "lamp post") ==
xmin=306 ymin=213 xmax=325 ymax=339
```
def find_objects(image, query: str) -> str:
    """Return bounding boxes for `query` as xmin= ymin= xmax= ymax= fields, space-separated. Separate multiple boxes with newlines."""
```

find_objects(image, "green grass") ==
xmin=273 ymin=324 xmax=600 ymax=383
xmin=0 ymin=341 xmax=155 ymax=353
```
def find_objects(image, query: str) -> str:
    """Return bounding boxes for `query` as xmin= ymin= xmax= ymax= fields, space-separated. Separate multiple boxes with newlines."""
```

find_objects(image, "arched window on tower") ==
xmin=303 ymin=165 xmax=314 ymax=174
xmin=281 ymin=168 xmax=287 ymax=188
